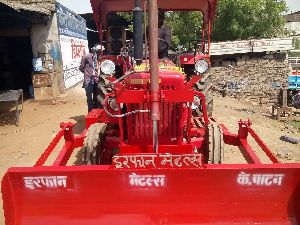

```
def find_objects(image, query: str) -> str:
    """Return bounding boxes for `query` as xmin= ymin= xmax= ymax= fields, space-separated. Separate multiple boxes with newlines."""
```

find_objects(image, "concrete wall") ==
xmin=286 ymin=22 xmax=300 ymax=36
xmin=209 ymin=53 xmax=291 ymax=106
xmin=30 ymin=13 xmax=65 ymax=94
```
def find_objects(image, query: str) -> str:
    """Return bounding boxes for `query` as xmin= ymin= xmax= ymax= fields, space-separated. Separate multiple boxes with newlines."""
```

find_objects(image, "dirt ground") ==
xmin=0 ymin=84 xmax=299 ymax=224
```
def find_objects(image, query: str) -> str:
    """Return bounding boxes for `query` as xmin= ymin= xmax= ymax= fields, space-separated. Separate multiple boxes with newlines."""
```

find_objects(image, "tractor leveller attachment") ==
xmin=2 ymin=116 xmax=300 ymax=225
xmin=2 ymin=0 xmax=300 ymax=224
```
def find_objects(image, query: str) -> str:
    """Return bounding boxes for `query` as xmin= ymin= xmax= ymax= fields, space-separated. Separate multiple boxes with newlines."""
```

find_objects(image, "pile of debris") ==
xmin=210 ymin=53 xmax=291 ymax=106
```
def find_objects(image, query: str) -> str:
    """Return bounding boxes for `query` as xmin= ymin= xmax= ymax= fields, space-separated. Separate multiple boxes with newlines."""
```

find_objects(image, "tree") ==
xmin=165 ymin=0 xmax=288 ymax=48
xmin=211 ymin=0 xmax=288 ymax=41
xmin=165 ymin=11 xmax=203 ymax=50
xmin=118 ymin=0 xmax=288 ymax=49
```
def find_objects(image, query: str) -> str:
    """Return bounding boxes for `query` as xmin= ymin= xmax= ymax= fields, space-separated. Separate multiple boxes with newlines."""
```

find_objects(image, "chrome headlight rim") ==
xmin=100 ymin=60 xmax=115 ymax=75
xmin=195 ymin=59 xmax=209 ymax=74
xmin=108 ymin=97 xmax=124 ymax=112
xmin=191 ymin=96 xmax=201 ymax=110
xmin=108 ymin=97 xmax=118 ymax=112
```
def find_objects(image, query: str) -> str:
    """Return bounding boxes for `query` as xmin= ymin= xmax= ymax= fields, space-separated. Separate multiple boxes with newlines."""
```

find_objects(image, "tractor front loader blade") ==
xmin=2 ymin=164 xmax=300 ymax=225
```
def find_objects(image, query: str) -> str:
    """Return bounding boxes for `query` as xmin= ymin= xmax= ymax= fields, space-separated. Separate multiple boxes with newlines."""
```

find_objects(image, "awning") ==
xmin=0 ymin=0 xmax=51 ymax=15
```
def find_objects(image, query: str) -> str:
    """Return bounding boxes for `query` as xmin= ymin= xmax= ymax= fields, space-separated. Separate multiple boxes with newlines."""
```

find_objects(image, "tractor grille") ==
xmin=126 ymin=86 xmax=182 ymax=145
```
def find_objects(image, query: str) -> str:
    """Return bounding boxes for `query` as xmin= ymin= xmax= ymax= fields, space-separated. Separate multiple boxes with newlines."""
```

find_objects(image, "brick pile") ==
xmin=209 ymin=53 xmax=292 ymax=106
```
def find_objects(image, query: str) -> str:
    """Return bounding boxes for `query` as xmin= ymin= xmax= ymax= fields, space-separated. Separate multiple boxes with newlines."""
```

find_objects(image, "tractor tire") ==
xmin=207 ymin=123 xmax=224 ymax=164
xmin=193 ymin=73 xmax=214 ymax=117
xmin=82 ymin=123 xmax=107 ymax=165
xmin=97 ymin=76 xmax=110 ymax=106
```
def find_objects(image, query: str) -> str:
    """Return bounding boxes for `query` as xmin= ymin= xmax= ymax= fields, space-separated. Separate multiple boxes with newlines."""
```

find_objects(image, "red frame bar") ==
xmin=53 ymin=142 xmax=74 ymax=166
xmin=34 ymin=129 xmax=64 ymax=167
xmin=247 ymin=126 xmax=279 ymax=163
xmin=239 ymin=139 xmax=262 ymax=164
xmin=33 ymin=120 xmax=286 ymax=168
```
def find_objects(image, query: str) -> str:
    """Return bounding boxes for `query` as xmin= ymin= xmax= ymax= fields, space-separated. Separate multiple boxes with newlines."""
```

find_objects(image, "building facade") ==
xmin=0 ymin=0 xmax=88 ymax=100
xmin=285 ymin=11 xmax=300 ymax=36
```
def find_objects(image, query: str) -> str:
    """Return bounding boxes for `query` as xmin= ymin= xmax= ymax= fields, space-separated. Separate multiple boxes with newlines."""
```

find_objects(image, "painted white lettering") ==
xmin=24 ymin=176 xmax=67 ymax=190
xmin=237 ymin=172 xmax=285 ymax=187
xmin=129 ymin=173 xmax=166 ymax=188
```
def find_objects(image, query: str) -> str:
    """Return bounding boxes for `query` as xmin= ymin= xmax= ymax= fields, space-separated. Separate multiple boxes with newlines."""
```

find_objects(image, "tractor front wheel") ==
xmin=97 ymin=75 xmax=110 ymax=106
xmin=82 ymin=123 xmax=107 ymax=165
xmin=193 ymin=73 xmax=213 ymax=117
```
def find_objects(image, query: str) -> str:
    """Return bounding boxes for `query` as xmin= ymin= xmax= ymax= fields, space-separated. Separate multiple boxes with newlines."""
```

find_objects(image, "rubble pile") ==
xmin=210 ymin=54 xmax=291 ymax=106
xmin=4 ymin=0 xmax=55 ymax=12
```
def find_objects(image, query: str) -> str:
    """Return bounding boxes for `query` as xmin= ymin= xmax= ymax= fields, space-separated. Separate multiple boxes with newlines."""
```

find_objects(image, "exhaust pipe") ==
xmin=148 ymin=0 xmax=159 ymax=153
xmin=133 ymin=0 xmax=143 ymax=65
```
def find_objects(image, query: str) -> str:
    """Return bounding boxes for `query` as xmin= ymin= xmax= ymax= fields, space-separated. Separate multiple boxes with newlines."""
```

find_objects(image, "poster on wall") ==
xmin=56 ymin=2 xmax=89 ymax=89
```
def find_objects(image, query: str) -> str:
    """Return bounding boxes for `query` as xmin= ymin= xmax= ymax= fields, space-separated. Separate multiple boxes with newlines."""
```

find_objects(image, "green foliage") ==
xmin=294 ymin=38 xmax=300 ymax=50
xmin=117 ymin=0 xmax=288 ymax=49
xmin=165 ymin=0 xmax=288 ymax=48
xmin=212 ymin=0 xmax=288 ymax=41
xmin=165 ymin=11 xmax=203 ymax=50
xmin=117 ymin=12 xmax=133 ymax=31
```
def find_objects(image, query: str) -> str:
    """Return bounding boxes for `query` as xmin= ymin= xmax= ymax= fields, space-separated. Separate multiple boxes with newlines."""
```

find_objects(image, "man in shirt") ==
xmin=146 ymin=8 xmax=171 ymax=59
xmin=158 ymin=8 xmax=171 ymax=59
xmin=79 ymin=44 xmax=103 ymax=112
xmin=292 ymin=91 xmax=300 ymax=109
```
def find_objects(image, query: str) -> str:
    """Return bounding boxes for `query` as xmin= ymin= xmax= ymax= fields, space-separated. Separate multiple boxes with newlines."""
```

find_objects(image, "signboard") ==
xmin=210 ymin=38 xmax=294 ymax=56
xmin=288 ymin=57 xmax=300 ymax=76
xmin=56 ymin=2 xmax=89 ymax=89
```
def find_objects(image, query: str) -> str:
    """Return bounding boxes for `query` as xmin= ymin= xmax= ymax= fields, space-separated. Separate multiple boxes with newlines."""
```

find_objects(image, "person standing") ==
xmin=157 ymin=8 xmax=171 ymax=59
xmin=79 ymin=44 xmax=102 ymax=112
xmin=292 ymin=91 xmax=300 ymax=109
xmin=146 ymin=8 xmax=171 ymax=59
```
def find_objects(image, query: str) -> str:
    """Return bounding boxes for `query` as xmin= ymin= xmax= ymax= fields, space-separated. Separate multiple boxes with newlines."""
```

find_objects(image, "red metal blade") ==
xmin=2 ymin=164 xmax=300 ymax=225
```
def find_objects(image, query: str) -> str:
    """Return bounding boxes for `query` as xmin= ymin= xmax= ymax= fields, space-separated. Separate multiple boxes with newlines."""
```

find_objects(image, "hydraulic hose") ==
xmin=102 ymin=96 xmax=149 ymax=118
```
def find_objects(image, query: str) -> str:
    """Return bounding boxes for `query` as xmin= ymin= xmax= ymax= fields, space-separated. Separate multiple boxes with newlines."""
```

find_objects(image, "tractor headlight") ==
xmin=195 ymin=59 xmax=209 ymax=74
xmin=191 ymin=96 xmax=201 ymax=110
xmin=101 ymin=60 xmax=115 ymax=75
xmin=108 ymin=97 xmax=118 ymax=112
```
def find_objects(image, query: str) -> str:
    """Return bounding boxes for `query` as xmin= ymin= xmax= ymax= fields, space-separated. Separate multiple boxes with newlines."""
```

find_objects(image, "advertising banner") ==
xmin=56 ymin=2 xmax=89 ymax=89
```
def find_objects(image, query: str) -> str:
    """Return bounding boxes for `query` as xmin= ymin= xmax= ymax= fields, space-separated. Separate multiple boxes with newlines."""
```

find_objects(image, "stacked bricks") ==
xmin=209 ymin=53 xmax=292 ymax=106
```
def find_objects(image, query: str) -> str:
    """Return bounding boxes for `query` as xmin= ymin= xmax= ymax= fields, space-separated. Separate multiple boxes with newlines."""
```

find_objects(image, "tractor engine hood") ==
xmin=125 ymin=70 xmax=185 ymax=89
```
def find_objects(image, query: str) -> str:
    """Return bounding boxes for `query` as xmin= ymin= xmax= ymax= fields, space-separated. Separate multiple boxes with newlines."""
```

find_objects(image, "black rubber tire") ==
xmin=206 ymin=123 xmax=224 ymax=164
xmin=193 ymin=73 xmax=214 ymax=117
xmin=97 ymin=76 xmax=110 ymax=105
xmin=82 ymin=123 xmax=107 ymax=165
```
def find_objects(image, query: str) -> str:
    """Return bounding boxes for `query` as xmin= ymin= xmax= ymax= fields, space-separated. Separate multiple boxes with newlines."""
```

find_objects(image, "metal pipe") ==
xmin=100 ymin=23 xmax=103 ymax=54
xmin=208 ymin=19 xmax=211 ymax=55
xmin=102 ymin=95 xmax=150 ymax=118
xmin=133 ymin=0 xmax=143 ymax=65
xmin=153 ymin=120 xmax=158 ymax=150
xmin=148 ymin=0 xmax=159 ymax=153
xmin=201 ymin=22 xmax=205 ymax=53
xmin=144 ymin=1 xmax=148 ymax=69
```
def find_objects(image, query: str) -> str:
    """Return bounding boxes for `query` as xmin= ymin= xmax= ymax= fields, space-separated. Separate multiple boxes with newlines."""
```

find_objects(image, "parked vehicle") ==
xmin=2 ymin=1 xmax=300 ymax=224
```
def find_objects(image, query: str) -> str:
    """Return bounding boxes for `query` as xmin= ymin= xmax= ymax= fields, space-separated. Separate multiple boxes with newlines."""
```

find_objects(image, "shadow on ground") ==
xmin=68 ymin=115 xmax=86 ymax=166
xmin=0 ymin=111 xmax=18 ymax=126
xmin=69 ymin=115 xmax=86 ymax=135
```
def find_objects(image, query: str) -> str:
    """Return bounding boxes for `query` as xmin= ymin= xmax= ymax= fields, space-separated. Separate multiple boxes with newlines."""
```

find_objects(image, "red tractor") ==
xmin=2 ymin=0 xmax=300 ymax=224
xmin=178 ymin=43 xmax=213 ymax=116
